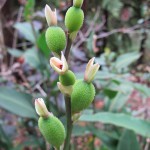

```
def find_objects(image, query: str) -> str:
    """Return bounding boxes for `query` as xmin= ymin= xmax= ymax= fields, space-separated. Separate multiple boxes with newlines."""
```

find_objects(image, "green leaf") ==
xmin=131 ymin=82 xmax=150 ymax=97
xmin=114 ymin=52 xmax=141 ymax=69
xmin=0 ymin=87 xmax=37 ymax=119
xmin=24 ymin=47 xmax=41 ymax=69
xmin=112 ymin=78 xmax=150 ymax=98
xmin=24 ymin=0 xmax=35 ymax=21
xmin=95 ymin=71 xmax=116 ymax=80
xmin=72 ymin=125 xmax=90 ymax=136
xmin=73 ymin=125 xmax=118 ymax=150
xmin=89 ymin=126 xmax=118 ymax=150
xmin=102 ymin=0 xmax=123 ymax=18
xmin=104 ymin=89 xmax=118 ymax=99
xmin=12 ymin=136 xmax=41 ymax=150
xmin=103 ymin=81 xmax=120 ymax=99
xmin=37 ymin=32 xmax=50 ymax=58
xmin=79 ymin=112 xmax=150 ymax=137
xmin=109 ymin=84 xmax=133 ymax=111
xmin=0 ymin=125 xmax=12 ymax=149
xmin=7 ymin=48 xmax=24 ymax=57
xmin=117 ymin=130 xmax=141 ymax=150
xmin=14 ymin=22 xmax=38 ymax=43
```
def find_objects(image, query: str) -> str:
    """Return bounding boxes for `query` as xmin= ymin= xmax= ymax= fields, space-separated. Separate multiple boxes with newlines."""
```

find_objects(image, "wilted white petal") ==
xmin=35 ymin=98 xmax=49 ymax=118
xmin=45 ymin=4 xmax=57 ymax=26
xmin=57 ymin=82 xmax=73 ymax=96
xmin=50 ymin=52 xmax=68 ymax=75
xmin=84 ymin=57 xmax=100 ymax=83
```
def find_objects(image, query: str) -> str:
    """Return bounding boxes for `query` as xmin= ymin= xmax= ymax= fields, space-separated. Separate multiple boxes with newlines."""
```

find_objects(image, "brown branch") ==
xmin=72 ymin=7 xmax=100 ymax=50
xmin=10 ymin=6 xmax=24 ymax=65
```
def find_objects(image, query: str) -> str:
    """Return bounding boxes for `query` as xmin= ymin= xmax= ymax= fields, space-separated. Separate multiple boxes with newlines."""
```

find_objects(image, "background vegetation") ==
xmin=0 ymin=0 xmax=150 ymax=149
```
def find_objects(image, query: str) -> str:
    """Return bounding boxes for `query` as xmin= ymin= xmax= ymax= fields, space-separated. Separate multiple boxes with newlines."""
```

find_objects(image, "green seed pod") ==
xmin=59 ymin=70 xmax=76 ymax=86
xmin=45 ymin=26 xmax=66 ymax=55
xmin=38 ymin=115 xmax=65 ymax=148
xmin=65 ymin=6 xmax=84 ymax=32
xmin=71 ymin=80 xmax=95 ymax=114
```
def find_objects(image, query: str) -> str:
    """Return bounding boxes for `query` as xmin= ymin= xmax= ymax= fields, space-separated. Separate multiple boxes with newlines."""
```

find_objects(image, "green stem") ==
xmin=63 ymin=96 xmax=73 ymax=150
xmin=63 ymin=33 xmax=73 ymax=150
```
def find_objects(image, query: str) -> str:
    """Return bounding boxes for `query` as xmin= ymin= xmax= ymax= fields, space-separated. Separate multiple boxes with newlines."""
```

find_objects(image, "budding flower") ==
xmin=84 ymin=57 xmax=100 ymax=83
xmin=45 ymin=4 xmax=57 ymax=26
xmin=50 ymin=52 xmax=68 ymax=75
xmin=57 ymin=82 xmax=73 ymax=96
xmin=35 ymin=98 xmax=50 ymax=118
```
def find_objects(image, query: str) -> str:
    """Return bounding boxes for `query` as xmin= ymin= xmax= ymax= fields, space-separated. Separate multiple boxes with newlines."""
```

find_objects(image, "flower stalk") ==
xmin=34 ymin=1 xmax=99 ymax=149
xmin=63 ymin=33 xmax=73 ymax=150
xmin=63 ymin=96 xmax=73 ymax=150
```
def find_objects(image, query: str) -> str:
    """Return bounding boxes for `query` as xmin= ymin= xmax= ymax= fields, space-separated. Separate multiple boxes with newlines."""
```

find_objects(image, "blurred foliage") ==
xmin=0 ymin=0 xmax=150 ymax=149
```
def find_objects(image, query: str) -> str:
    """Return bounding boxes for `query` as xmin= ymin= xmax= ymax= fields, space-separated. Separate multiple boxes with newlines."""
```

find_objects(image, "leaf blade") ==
xmin=0 ymin=87 xmax=37 ymax=119
xmin=79 ymin=112 xmax=150 ymax=137
xmin=115 ymin=52 xmax=141 ymax=69
xmin=117 ymin=130 xmax=141 ymax=150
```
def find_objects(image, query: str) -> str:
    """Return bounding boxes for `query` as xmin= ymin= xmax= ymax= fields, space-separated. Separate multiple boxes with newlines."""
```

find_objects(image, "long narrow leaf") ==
xmin=0 ymin=87 xmax=37 ymax=119
xmin=79 ymin=112 xmax=150 ymax=137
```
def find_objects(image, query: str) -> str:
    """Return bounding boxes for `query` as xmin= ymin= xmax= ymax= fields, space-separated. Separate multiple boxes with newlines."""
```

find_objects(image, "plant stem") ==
xmin=65 ymin=33 xmax=72 ymax=60
xmin=63 ymin=96 xmax=73 ymax=150
xmin=30 ymin=20 xmax=38 ymax=43
xmin=63 ymin=33 xmax=73 ymax=150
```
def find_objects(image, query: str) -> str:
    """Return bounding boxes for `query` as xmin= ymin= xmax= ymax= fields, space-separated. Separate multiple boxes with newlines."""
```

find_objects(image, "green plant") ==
xmin=1 ymin=0 xmax=150 ymax=149
xmin=34 ymin=1 xmax=100 ymax=149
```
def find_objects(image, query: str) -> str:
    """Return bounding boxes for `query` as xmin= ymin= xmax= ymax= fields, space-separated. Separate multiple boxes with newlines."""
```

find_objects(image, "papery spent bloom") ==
xmin=45 ymin=4 xmax=57 ymax=26
xmin=50 ymin=52 xmax=68 ymax=75
xmin=35 ymin=98 xmax=50 ymax=118
xmin=57 ymin=82 xmax=73 ymax=96
xmin=84 ymin=57 xmax=100 ymax=83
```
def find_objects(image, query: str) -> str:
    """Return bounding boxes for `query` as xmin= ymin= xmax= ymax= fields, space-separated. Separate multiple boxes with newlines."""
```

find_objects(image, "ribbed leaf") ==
xmin=79 ymin=112 xmax=150 ymax=137
xmin=14 ymin=22 xmax=38 ymax=43
xmin=0 ymin=87 xmax=37 ymax=119
xmin=109 ymin=84 xmax=133 ymax=111
xmin=8 ymin=48 xmax=24 ymax=57
xmin=117 ymin=130 xmax=141 ymax=150
xmin=115 ymin=52 xmax=141 ymax=69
